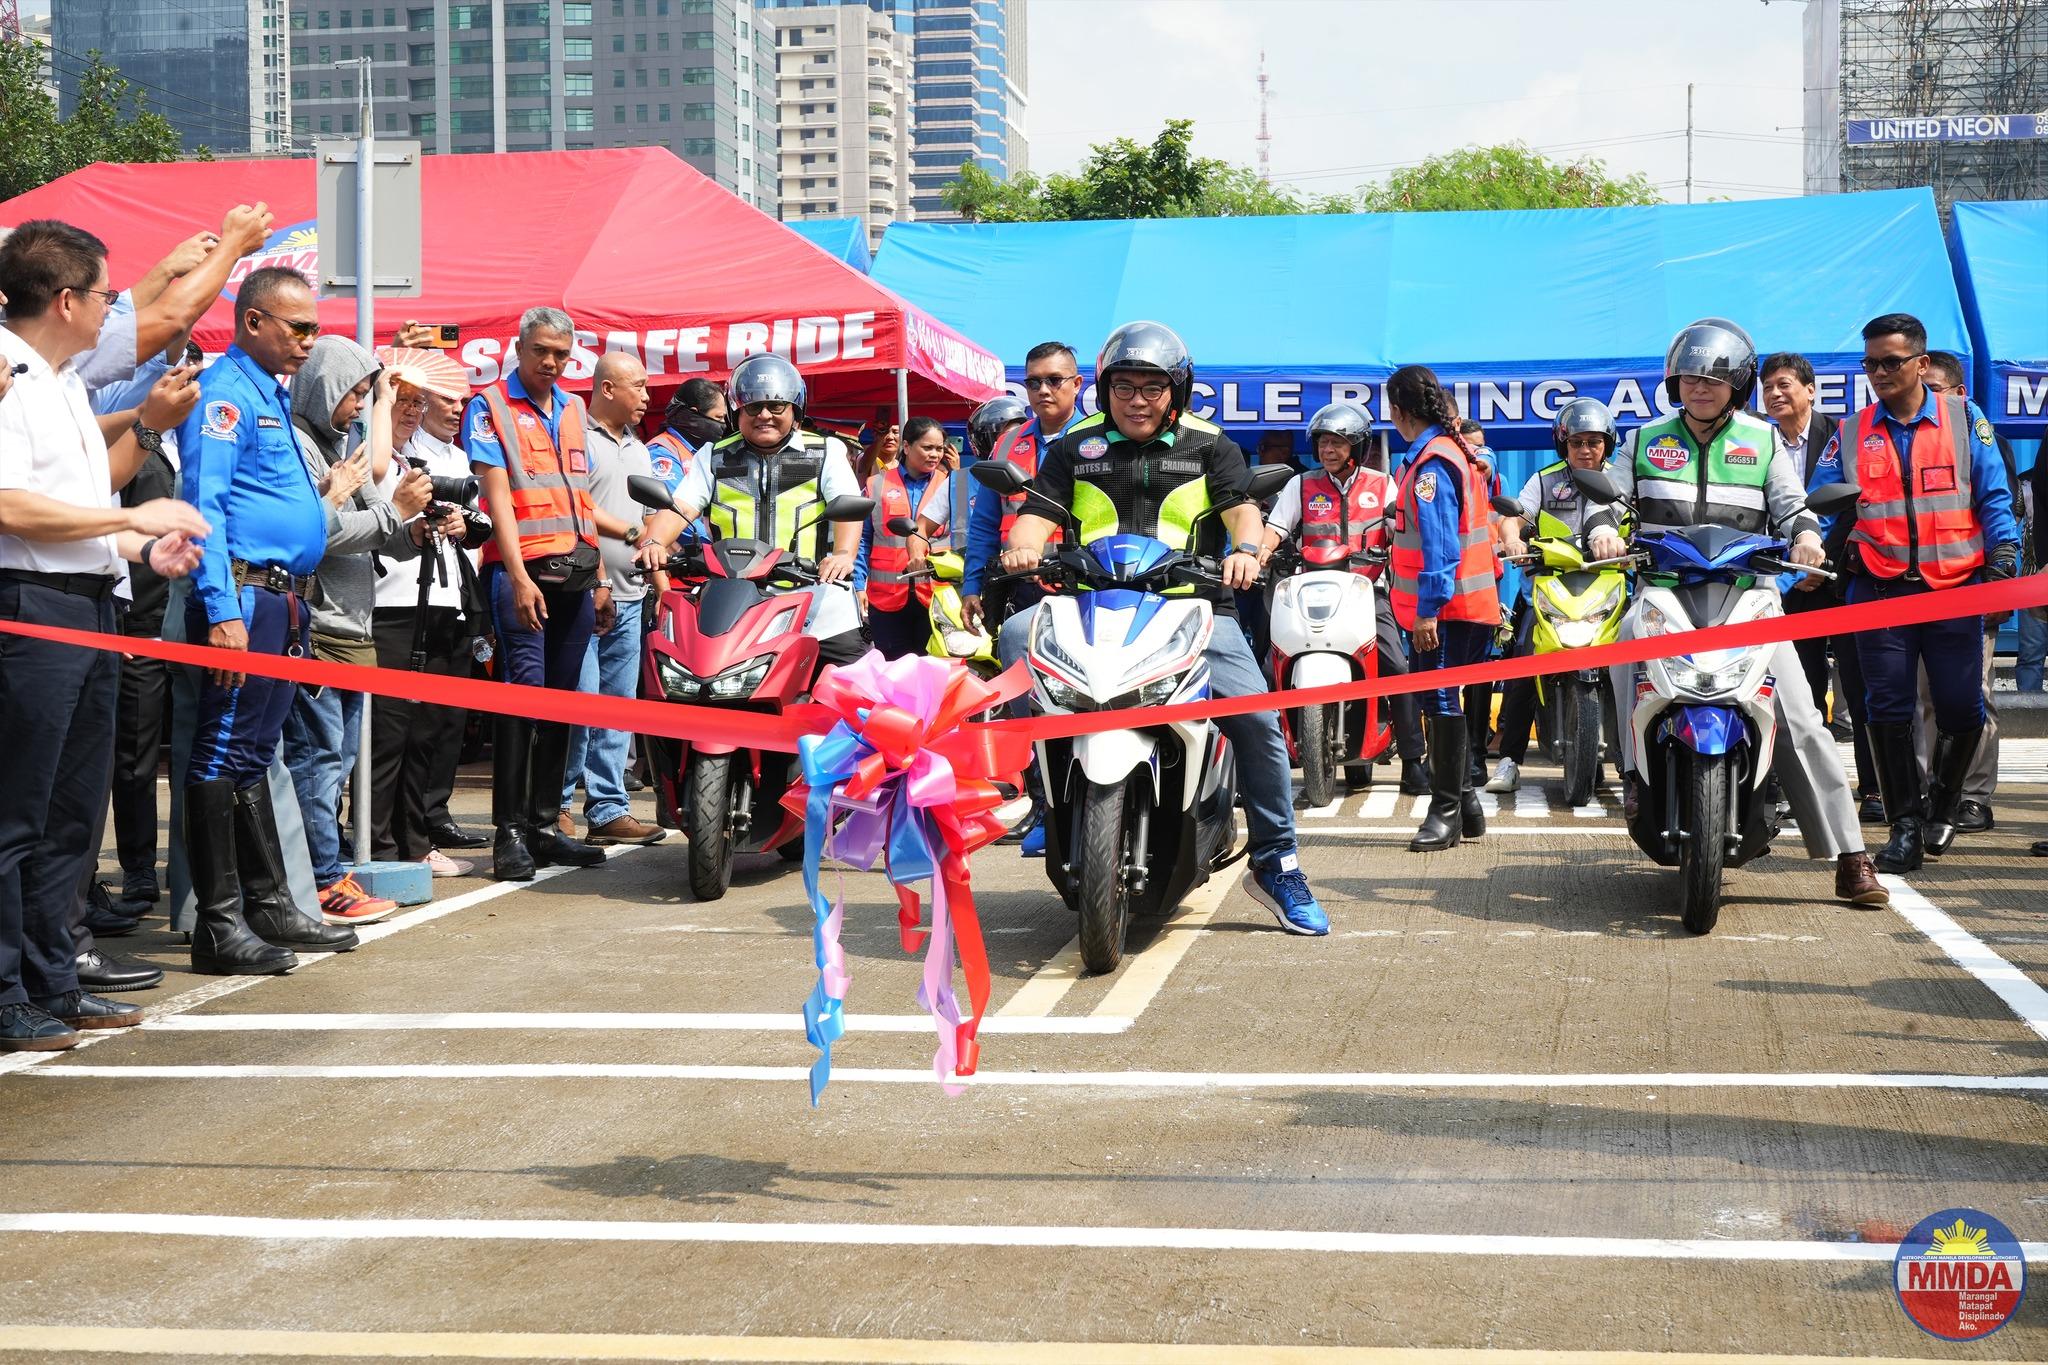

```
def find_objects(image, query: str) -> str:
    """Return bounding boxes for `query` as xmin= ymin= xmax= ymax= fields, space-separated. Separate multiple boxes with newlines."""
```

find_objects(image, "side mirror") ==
xmin=1245 ymin=464 xmax=1295 ymax=503
xmin=823 ymin=495 xmax=875 ymax=524
xmin=627 ymin=474 xmax=679 ymax=513
xmin=1804 ymin=482 xmax=1861 ymax=518
xmin=886 ymin=514 xmax=917 ymax=538
xmin=1570 ymin=467 xmax=1624 ymax=505
xmin=1490 ymin=494 xmax=1530 ymax=520
xmin=969 ymin=459 xmax=1028 ymax=494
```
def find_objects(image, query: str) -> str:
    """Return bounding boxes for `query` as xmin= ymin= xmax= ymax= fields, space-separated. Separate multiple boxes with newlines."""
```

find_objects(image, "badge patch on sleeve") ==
xmin=469 ymin=409 xmax=493 ymax=444
xmin=1974 ymin=416 xmax=1995 ymax=446
xmin=200 ymin=400 xmax=241 ymax=440
xmin=1416 ymin=471 xmax=1438 ymax=503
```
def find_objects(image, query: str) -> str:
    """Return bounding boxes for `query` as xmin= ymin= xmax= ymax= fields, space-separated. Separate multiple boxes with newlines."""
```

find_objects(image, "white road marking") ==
xmin=29 ymin=1064 xmax=2048 ymax=1092
xmin=1574 ymin=790 xmax=1615 ymax=818
xmin=1513 ymin=785 xmax=1546 ymax=817
xmin=1304 ymin=797 xmax=1343 ymax=819
xmin=1360 ymin=788 xmax=1398 ymax=820
xmin=1300 ymin=826 xmax=1627 ymax=837
xmin=1884 ymin=876 xmax=2048 ymax=1042
xmin=151 ymin=1012 xmax=1132 ymax=1036
xmin=992 ymin=939 xmax=1087 ymax=1019
xmin=3 ymin=1211 xmax=2042 ymax=1263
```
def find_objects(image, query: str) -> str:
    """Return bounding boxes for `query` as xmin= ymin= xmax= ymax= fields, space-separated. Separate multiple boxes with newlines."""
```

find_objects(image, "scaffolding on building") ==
xmin=1817 ymin=0 xmax=2048 ymax=210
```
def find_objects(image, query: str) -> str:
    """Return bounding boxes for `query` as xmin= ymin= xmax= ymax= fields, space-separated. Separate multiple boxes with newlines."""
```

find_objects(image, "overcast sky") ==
xmin=1023 ymin=0 xmax=1811 ymax=202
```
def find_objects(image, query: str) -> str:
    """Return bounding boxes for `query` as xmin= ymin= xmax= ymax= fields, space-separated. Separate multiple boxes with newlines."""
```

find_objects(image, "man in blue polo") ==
xmin=177 ymin=266 xmax=357 ymax=977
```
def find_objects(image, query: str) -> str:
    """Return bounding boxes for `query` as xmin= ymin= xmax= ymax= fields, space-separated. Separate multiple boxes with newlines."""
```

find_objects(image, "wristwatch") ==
xmin=621 ymin=525 xmax=642 ymax=546
xmin=1231 ymin=541 xmax=1261 ymax=557
xmin=132 ymin=421 xmax=165 ymax=456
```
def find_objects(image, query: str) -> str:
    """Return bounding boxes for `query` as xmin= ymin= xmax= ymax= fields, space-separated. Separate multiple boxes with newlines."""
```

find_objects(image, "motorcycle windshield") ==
xmin=1645 ymin=525 xmax=1780 ymax=574
xmin=696 ymin=577 xmax=773 ymax=638
xmin=1087 ymin=534 xmax=1176 ymax=582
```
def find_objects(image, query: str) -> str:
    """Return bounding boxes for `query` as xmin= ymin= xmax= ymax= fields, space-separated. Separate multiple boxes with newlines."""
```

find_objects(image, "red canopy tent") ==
xmin=0 ymin=146 xmax=1004 ymax=419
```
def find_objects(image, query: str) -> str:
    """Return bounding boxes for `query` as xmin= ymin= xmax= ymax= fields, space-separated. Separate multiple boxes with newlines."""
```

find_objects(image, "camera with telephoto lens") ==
xmin=407 ymin=456 xmax=492 ymax=547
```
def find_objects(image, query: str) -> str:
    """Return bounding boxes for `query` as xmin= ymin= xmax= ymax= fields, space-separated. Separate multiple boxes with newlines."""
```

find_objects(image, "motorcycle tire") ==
xmin=777 ymin=837 xmax=807 ymax=864
xmin=1562 ymin=680 xmax=1603 ymax=809
xmin=1299 ymin=702 xmax=1340 ymax=810
xmin=686 ymin=754 xmax=738 ymax=902
xmin=1536 ymin=687 xmax=1561 ymax=765
xmin=1679 ymin=752 xmax=1730 ymax=936
xmin=1076 ymin=777 xmax=1138 ymax=975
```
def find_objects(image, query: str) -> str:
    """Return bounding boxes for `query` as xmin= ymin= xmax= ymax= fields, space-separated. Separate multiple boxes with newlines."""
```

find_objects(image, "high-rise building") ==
xmin=1803 ymin=0 xmax=2047 ymax=211
xmin=53 ymin=0 xmax=295 ymax=154
xmin=287 ymin=0 xmax=777 ymax=214
xmin=22 ymin=14 xmax=58 ymax=101
xmin=768 ymin=3 xmax=910 ymax=242
xmin=758 ymin=0 xmax=1026 ymax=222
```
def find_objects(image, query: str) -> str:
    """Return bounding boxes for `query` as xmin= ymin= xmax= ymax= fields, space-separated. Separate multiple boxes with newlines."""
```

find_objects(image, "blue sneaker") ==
xmin=1243 ymin=853 xmax=1328 ymax=936
xmin=1020 ymin=821 xmax=1047 ymax=858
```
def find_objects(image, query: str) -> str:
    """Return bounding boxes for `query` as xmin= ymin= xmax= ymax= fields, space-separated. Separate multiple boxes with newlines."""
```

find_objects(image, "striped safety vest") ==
xmin=992 ymin=419 xmax=1063 ymax=549
xmin=1296 ymin=465 xmax=1393 ymax=573
xmin=1846 ymin=392 xmax=1984 ymax=590
xmin=703 ymin=429 xmax=832 ymax=555
xmin=1627 ymin=410 xmax=1775 ymax=535
xmin=475 ymin=383 xmax=595 ymax=567
xmin=1387 ymin=435 xmax=1499 ymax=629
xmin=865 ymin=465 xmax=959 ymax=611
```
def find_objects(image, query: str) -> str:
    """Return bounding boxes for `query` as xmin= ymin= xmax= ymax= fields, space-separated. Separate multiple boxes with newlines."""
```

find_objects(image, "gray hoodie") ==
xmin=291 ymin=336 xmax=418 ymax=656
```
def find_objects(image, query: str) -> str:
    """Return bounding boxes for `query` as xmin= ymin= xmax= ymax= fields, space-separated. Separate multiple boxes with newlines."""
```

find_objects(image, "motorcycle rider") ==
xmin=1487 ymin=397 xmax=1619 ymax=793
xmin=1258 ymin=400 xmax=1428 ymax=794
xmin=635 ymin=353 xmax=868 ymax=670
xmin=996 ymin=321 xmax=1329 ymax=936
xmin=1585 ymin=318 xmax=1886 ymax=907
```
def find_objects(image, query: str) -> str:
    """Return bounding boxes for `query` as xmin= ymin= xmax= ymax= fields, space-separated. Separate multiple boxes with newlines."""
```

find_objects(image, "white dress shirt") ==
xmin=0 ymin=324 xmax=122 ymax=575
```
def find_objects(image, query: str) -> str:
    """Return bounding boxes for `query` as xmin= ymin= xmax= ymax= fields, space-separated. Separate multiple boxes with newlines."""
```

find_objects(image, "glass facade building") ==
xmin=54 ymin=0 xmax=295 ymax=154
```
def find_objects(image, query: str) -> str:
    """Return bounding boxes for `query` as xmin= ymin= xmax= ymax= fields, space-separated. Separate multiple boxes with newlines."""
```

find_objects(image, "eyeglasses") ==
xmin=251 ymin=307 xmax=320 ymax=341
xmin=1860 ymin=352 xmax=1923 ymax=375
xmin=1923 ymin=379 xmax=1956 ymax=394
xmin=69 ymin=284 xmax=119 ymax=309
xmin=1023 ymin=374 xmax=1077 ymax=391
xmin=742 ymin=400 xmax=792 ymax=417
xmin=1107 ymin=380 xmax=1170 ymax=402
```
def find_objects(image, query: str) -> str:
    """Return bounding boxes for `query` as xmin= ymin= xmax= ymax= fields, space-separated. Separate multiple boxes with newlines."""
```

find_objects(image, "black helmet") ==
xmin=726 ymin=353 xmax=806 ymax=429
xmin=1664 ymin=317 xmax=1757 ymax=408
xmin=1306 ymin=401 xmax=1371 ymax=462
xmin=1552 ymin=396 xmax=1618 ymax=461
xmin=967 ymin=393 xmax=1030 ymax=461
xmin=1096 ymin=320 xmax=1194 ymax=416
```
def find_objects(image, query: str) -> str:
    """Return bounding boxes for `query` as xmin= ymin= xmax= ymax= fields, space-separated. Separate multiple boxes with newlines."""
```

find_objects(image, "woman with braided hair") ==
xmin=1384 ymin=365 xmax=1501 ymax=853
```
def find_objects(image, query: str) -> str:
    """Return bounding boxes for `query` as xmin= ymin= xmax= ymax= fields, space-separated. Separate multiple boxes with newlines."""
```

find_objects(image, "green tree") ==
xmin=1358 ymin=143 xmax=1661 ymax=213
xmin=940 ymin=119 xmax=1353 ymax=223
xmin=0 ymin=46 xmax=204 ymax=203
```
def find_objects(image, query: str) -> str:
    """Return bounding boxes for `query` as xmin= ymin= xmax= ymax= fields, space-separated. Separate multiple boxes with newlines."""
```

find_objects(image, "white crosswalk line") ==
xmin=1574 ymin=787 xmax=1614 ymax=818
xmin=1361 ymin=789 xmax=1398 ymax=820
xmin=1514 ymin=784 xmax=1548 ymax=817
xmin=1305 ymin=797 xmax=1342 ymax=819
xmin=1410 ymin=794 xmax=1429 ymax=819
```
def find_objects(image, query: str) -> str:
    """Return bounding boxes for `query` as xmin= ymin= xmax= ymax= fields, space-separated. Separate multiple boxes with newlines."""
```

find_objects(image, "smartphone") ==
xmin=424 ymin=324 xmax=460 ymax=350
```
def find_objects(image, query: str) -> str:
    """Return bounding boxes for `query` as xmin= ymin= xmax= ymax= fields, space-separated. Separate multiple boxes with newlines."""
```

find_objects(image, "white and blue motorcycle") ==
xmin=972 ymin=460 xmax=1294 ymax=974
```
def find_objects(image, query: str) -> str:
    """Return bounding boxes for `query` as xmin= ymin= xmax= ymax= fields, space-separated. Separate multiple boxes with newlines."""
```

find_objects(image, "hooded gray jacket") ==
xmin=292 ymin=335 xmax=417 ymax=653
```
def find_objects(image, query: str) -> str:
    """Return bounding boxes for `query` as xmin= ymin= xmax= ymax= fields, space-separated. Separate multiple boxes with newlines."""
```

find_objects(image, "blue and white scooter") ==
xmin=1573 ymin=467 xmax=1859 ymax=934
xmin=973 ymin=460 xmax=1294 ymax=974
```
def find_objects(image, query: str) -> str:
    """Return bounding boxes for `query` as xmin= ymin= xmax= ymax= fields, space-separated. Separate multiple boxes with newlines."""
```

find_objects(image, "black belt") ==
xmin=231 ymin=559 xmax=316 ymax=598
xmin=0 ymin=567 xmax=118 ymax=601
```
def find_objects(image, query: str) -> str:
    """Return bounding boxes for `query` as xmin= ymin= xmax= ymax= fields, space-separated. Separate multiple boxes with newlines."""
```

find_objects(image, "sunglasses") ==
xmin=1860 ymin=352 xmax=1923 ymax=375
xmin=742 ymin=400 xmax=792 ymax=417
xmin=251 ymin=306 xmax=320 ymax=341
xmin=1023 ymin=374 xmax=1077 ymax=391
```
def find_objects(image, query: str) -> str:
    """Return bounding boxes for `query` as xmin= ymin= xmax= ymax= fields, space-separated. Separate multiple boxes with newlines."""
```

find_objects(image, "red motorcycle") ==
xmin=628 ymin=476 xmax=872 ymax=901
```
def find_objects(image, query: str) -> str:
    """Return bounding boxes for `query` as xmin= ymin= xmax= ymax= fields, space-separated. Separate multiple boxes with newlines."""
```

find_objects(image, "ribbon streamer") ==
xmin=780 ymin=651 xmax=1032 ymax=1103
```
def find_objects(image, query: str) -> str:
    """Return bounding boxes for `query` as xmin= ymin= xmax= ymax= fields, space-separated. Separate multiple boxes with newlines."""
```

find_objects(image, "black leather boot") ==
xmin=491 ymin=715 xmax=537 ymax=881
xmin=234 ymin=779 xmax=358 ymax=953
xmin=1867 ymin=721 xmax=1924 ymax=875
xmin=1922 ymin=725 xmax=1983 ymax=858
xmin=1459 ymin=751 xmax=1486 ymax=839
xmin=525 ymin=721 xmax=604 ymax=868
xmin=1399 ymin=756 xmax=1431 ymax=795
xmin=1410 ymin=716 xmax=1465 ymax=853
xmin=186 ymin=778 xmax=297 ymax=976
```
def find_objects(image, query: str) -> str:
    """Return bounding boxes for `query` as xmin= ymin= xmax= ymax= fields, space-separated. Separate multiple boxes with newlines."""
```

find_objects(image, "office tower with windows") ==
xmin=53 ymin=0 xmax=295 ymax=154
xmin=768 ymin=4 xmax=911 ymax=242
xmin=288 ymin=0 xmax=778 ymax=213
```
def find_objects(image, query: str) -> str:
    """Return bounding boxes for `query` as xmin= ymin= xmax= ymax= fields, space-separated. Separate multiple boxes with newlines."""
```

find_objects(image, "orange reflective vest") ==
xmin=865 ymin=466 xmax=957 ymax=611
xmin=1387 ymin=435 xmax=1500 ymax=630
xmin=474 ymin=383 xmax=596 ymax=567
xmin=647 ymin=428 xmax=694 ymax=480
xmin=1846 ymin=393 xmax=1984 ymax=590
xmin=992 ymin=420 xmax=1063 ymax=548
xmin=1297 ymin=465 xmax=1394 ymax=573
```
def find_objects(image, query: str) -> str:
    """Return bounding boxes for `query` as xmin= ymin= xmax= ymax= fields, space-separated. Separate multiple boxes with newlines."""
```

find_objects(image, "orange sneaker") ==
xmin=318 ymin=876 xmax=399 ymax=925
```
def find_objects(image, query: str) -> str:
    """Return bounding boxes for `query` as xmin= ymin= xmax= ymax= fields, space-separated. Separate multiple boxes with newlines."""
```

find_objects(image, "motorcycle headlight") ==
xmin=1297 ymin=580 xmax=1342 ymax=622
xmin=1666 ymin=659 xmax=1749 ymax=697
xmin=941 ymin=628 xmax=986 ymax=658
xmin=1106 ymin=674 xmax=1184 ymax=710
xmin=655 ymin=655 xmax=701 ymax=701
xmin=1638 ymin=602 xmax=1671 ymax=636
xmin=1126 ymin=614 xmax=1203 ymax=689
xmin=1588 ymin=582 xmax=1626 ymax=620
xmin=1031 ymin=615 xmax=1088 ymax=681
xmin=1537 ymin=596 xmax=1576 ymax=624
xmin=706 ymin=658 xmax=772 ymax=699
xmin=1040 ymin=675 xmax=1093 ymax=711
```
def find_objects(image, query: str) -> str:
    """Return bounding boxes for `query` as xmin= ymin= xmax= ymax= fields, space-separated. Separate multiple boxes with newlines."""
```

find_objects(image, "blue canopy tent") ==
xmin=873 ymin=188 xmax=1968 ymax=493
xmin=1949 ymin=200 xmax=2047 ymax=446
xmin=787 ymin=216 xmax=874 ymax=274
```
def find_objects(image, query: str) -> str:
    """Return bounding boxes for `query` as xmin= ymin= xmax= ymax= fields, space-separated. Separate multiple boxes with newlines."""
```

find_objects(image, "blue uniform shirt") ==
xmin=462 ymin=369 xmax=565 ymax=470
xmin=177 ymin=346 xmax=326 ymax=625
xmin=964 ymin=411 xmax=1070 ymax=598
xmin=1399 ymin=424 xmax=1467 ymax=621
xmin=1812 ymin=390 xmax=2020 ymax=554
xmin=854 ymin=467 xmax=937 ymax=591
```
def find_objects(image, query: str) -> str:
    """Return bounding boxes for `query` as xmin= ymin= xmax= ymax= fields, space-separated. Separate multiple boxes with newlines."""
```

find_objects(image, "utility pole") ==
xmin=1256 ymin=50 xmax=1273 ymax=184
xmin=1685 ymin=82 xmax=1695 ymax=204
xmin=351 ymin=54 xmax=378 ymax=869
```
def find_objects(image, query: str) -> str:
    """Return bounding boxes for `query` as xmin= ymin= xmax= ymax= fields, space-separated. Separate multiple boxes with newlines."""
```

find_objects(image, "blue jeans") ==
xmin=2018 ymin=607 xmax=2047 ymax=693
xmin=282 ymin=682 xmax=363 ymax=888
xmin=564 ymin=606 xmax=644 ymax=828
xmin=998 ymin=603 xmax=1298 ymax=868
xmin=1848 ymin=577 xmax=1984 ymax=730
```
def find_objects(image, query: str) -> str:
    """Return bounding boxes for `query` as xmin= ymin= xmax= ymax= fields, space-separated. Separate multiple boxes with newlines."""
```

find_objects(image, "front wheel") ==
xmin=1299 ymin=702 xmax=1341 ymax=809
xmin=685 ymin=754 xmax=738 ymax=902
xmin=1678 ymin=752 xmax=1730 ymax=935
xmin=1561 ymin=679 xmax=1603 ymax=808
xmin=1076 ymin=778 xmax=1140 ymax=975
